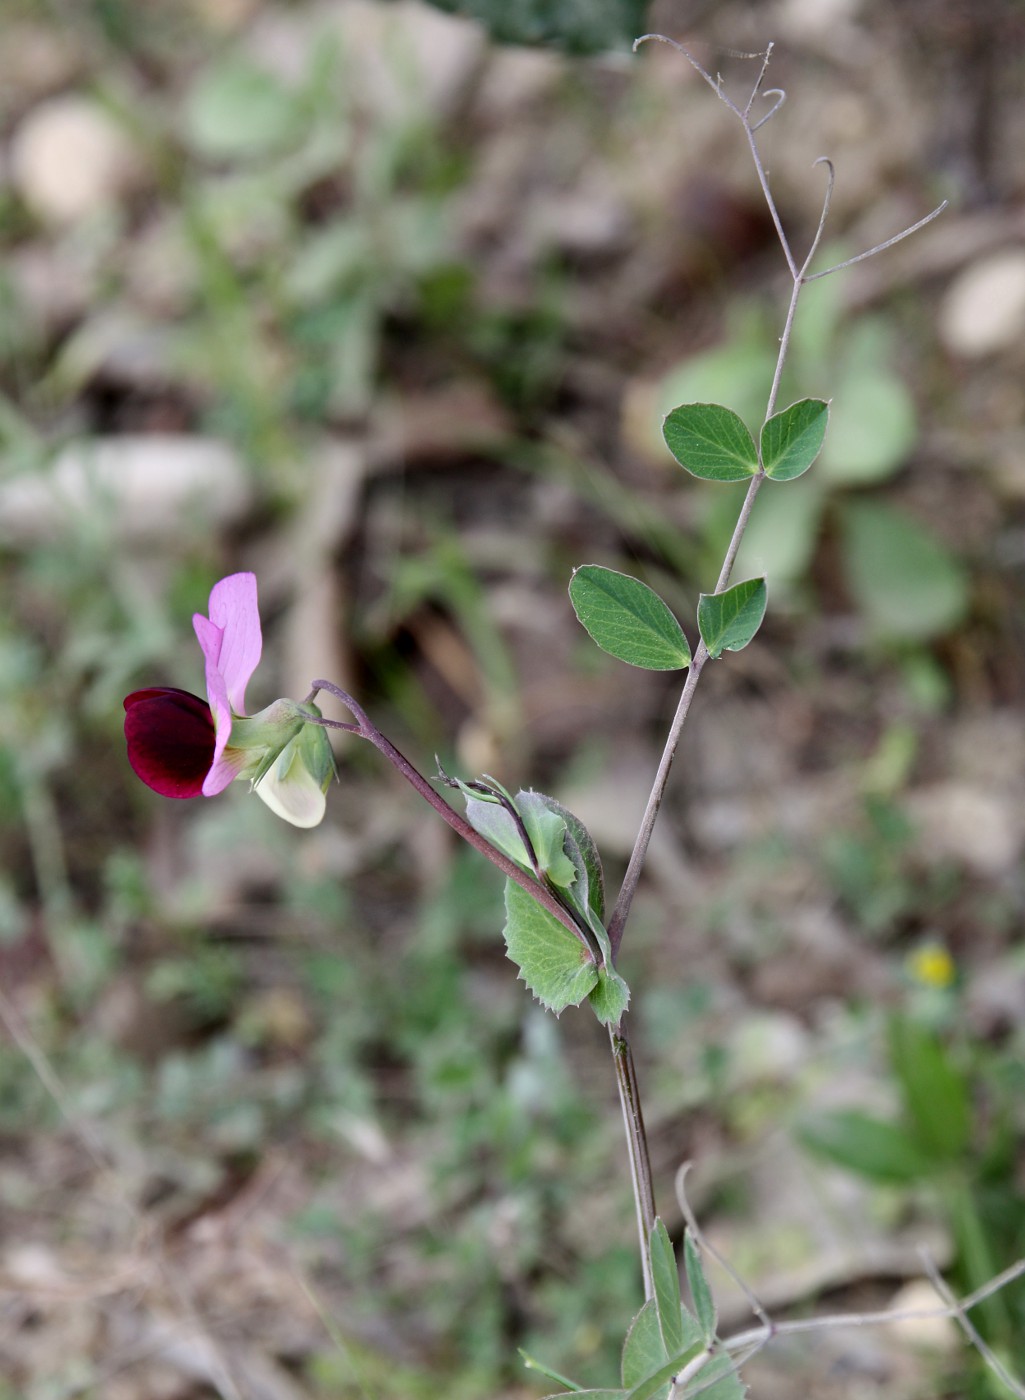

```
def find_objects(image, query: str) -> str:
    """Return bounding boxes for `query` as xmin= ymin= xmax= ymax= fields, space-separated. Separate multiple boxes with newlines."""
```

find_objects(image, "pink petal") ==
xmin=193 ymin=573 xmax=263 ymax=796
xmin=194 ymin=572 xmax=262 ymax=716
xmin=193 ymin=612 xmax=234 ymax=793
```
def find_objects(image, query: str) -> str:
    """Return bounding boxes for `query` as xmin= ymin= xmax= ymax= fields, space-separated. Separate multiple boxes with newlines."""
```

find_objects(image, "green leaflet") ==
xmin=570 ymin=566 xmax=691 ymax=671
xmin=697 ymin=579 xmax=767 ymax=659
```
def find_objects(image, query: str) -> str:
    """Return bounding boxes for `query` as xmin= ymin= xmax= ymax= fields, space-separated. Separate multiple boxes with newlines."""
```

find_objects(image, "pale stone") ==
xmin=727 ymin=1011 xmax=810 ymax=1084
xmin=322 ymin=0 xmax=485 ymax=118
xmin=0 ymin=436 xmax=251 ymax=544
xmin=0 ymin=24 xmax=82 ymax=108
xmin=885 ymin=1279 xmax=960 ymax=1352
xmin=939 ymin=250 xmax=1025 ymax=358
xmin=906 ymin=781 xmax=1023 ymax=876
xmin=779 ymin=0 xmax=864 ymax=38
xmin=10 ymin=94 xmax=144 ymax=225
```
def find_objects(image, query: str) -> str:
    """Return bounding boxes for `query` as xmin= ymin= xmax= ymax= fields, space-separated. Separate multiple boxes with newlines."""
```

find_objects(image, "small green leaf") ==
xmin=798 ymin=1110 xmax=933 ymax=1183
xmin=464 ymin=796 xmax=532 ymax=868
xmin=697 ymin=579 xmax=767 ymax=659
xmin=760 ymin=398 xmax=829 ymax=481
xmin=570 ymin=566 xmax=691 ymax=671
xmin=663 ymin=403 xmax=759 ymax=482
xmin=684 ymin=1231 xmax=717 ymax=1347
xmin=503 ymin=880 xmax=597 ymax=1014
xmin=622 ymin=1299 xmax=668 ymax=1390
xmin=588 ymin=964 xmax=630 ymax=1026
xmin=888 ymin=1015 xmax=971 ymax=1163
xmin=649 ymin=1220 xmax=684 ymax=1357
xmin=545 ymin=798 xmax=606 ymax=924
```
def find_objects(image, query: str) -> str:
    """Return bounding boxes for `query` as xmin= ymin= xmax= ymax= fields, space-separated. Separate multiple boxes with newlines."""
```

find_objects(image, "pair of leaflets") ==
xmin=569 ymin=397 xmax=830 ymax=668
xmin=569 ymin=566 xmax=766 ymax=668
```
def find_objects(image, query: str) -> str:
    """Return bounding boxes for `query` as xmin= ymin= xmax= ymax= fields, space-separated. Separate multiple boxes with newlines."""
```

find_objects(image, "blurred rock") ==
xmin=9 ymin=94 xmax=146 ymax=225
xmin=966 ymin=952 xmax=1025 ymax=1036
xmin=8 ymin=244 xmax=91 ymax=335
xmin=907 ymin=781 xmax=1023 ymax=877
xmin=248 ymin=0 xmax=485 ymax=118
xmin=331 ymin=0 xmax=486 ymax=118
xmin=0 ymin=436 xmax=251 ymax=545
xmin=939 ymin=250 xmax=1025 ymax=357
xmin=727 ymin=1011 xmax=811 ymax=1085
xmin=0 ymin=24 xmax=82 ymax=113
xmin=885 ymin=1278 xmax=960 ymax=1353
xmin=778 ymin=0 xmax=865 ymax=42
xmin=473 ymin=42 xmax=563 ymax=124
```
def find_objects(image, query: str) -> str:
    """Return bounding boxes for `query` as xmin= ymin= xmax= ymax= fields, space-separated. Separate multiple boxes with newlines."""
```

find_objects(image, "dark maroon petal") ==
xmin=124 ymin=687 xmax=215 ymax=798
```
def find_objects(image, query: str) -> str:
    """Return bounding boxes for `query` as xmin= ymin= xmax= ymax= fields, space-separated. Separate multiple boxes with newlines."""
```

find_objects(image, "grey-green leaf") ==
xmin=697 ymin=579 xmax=767 ymax=659
xmin=540 ymin=797 xmax=606 ymax=924
xmin=503 ymin=880 xmax=598 ymax=1014
xmin=622 ymin=1299 xmax=668 ymax=1390
xmin=464 ymin=796 xmax=532 ymax=869
xmin=760 ymin=398 xmax=829 ymax=481
xmin=588 ymin=964 xmax=630 ymax=1026
xmin=516 ymin=792 xmax=577 ymax=887
xmin=649 ymin=1219 xmax=684 ymax=1357
xmin=570 ymin=566 xmax=691 ymax=671
xmin=663 ymin=403 xmax=759 ymax=482
xmin=684 ymin=1231 xmax=717 ymax=1347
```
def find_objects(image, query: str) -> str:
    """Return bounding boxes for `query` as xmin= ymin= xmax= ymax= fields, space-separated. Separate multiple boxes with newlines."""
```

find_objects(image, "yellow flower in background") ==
xmin=907 ymin=942 xmax=956 ymax=990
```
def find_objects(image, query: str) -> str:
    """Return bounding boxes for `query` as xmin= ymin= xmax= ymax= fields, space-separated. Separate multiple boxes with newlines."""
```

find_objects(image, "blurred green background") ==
xmin=2 ymin=1 xmax=1025 ymax=1396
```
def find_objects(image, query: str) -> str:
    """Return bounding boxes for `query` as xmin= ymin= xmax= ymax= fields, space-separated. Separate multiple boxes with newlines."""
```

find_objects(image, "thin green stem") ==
xmin=307 ymin=681 xmax=596 ymax=955
xmin=611 ymin=1020 xmax=656 ymax=1299
xmin=607 ymin=470 xmax=761 ymax=957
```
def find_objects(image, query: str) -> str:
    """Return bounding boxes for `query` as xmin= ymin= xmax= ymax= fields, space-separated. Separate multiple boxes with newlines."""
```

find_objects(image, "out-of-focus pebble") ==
xmin=0 ymin=436 xmax=251 ymax=544
xmin=906 ymin=781 xmax=1023 ymax=877
xmin=10 ymin=94 xmax=145 ymax=225
xmin=939 ymin=250 xmax=1025 ymax=358
xmin=885 ymin=1279 xmax=960 ymax=1353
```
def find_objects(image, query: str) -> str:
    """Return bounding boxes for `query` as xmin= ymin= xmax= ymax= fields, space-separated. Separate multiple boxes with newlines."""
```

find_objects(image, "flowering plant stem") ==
xmin=306 ymin=680 xmax=595 ymax=950
xmin=310 ymin=37 xmax=948 ymax=1311
xmin=601 ymin=36 xmax=946 ymax=1295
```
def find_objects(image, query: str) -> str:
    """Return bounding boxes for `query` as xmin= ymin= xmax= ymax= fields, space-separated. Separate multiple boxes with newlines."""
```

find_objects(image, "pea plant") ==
xmin=123 ymin=37 xmax=1025 ymax=1400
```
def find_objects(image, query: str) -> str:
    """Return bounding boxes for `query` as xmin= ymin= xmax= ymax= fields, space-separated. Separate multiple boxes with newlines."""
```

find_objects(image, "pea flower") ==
xmin=124 ymin=572 xmax=335 ymax=828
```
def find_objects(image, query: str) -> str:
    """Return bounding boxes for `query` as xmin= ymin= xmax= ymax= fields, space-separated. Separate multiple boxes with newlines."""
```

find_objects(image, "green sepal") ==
xmin=588 ymin=964 xmax=630 ymax=1026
